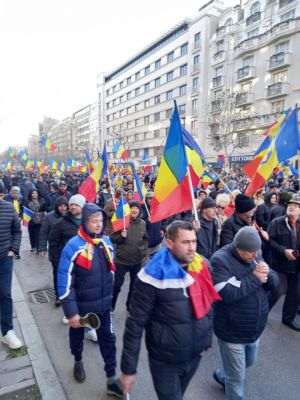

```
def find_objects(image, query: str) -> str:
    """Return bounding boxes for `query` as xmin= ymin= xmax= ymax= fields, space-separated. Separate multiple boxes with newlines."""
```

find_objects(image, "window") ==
xmin=135 ymin=87 xmax=140 ymax=96
xmin=106 ymin=102 xmax=110 ymax=110
xmin=193 ymin=55 xmax=200 ymax=65
xmin=135 ymin=71 xmax=140 ymax=80
xmin=127 ymin=77 xmax=131 ymax=85
xmin=135 ymin=119 xmax=139 ymax=127
xmin=237 ymin=133 xmax=250 ymax=148
xmin=113 ymin=85 xmax=116 ymax=93
xmin=167 ymin=71 xmax=174 ymax=82
xmin=272 ymin=70 xmax=288 ymax=83
xmin=180 ymin=64 xmax=188 ymax=76
xmin=179 ymin=84 xmax=187 ymax=96
xmin=120 ymin=81 xmax=124 ymax=89
xmin=127 ymin=121 xmax=131 ymax=129
xmin=191 ymin=120 xmax=197 ymax=132
xmin=247 ymin=28 xmax=259 ymax=38
xmin=106 ymin=89 xmax=110 ymax=96
xmin=126 ymin=107 xmax=131 ymax=114
xmin=215 ymin=65 xmax=224 ymax=76
xmin=194 ymin=32 xmax=201 ymax=48
xmin=167 ymin=51 xmax=174 ymax=63
xmin=145 ymin=65 xmax=151 ymax=75
xmin=144 ymin=99 xmax=150 ymax=108
xmin=243 ymin=55 xmax=254 ymax=66
xmin=192 ymin=98 xmax=198 ymax=113
xmin=181 ymin=43 xmax=188 ymax=56
xmin=166 ymin=90 xmax=173 ymax=100
xmin=279 ymin=0 xmax=295 ymax=7
xmin=119 ymin=95 xmax=124 ymax=103
xmin=280 ymin=9 xmax=295 ymax=21
xmin=155 ymin=77 xmax=161 ymax=88
xmin=216 ymin=40 xmax=224 ymax=52
xmin=178 ymin=104 xmax=186 ymax=114
xmin=250 ymin=1 xmax=260 ymax=14
xmin=144 ymin=115 xmax=150 ymax=125
xmin=126 ymin=92 xmax=131 ymax=100
xmin=144 ymin=82 xmax=150 ymax=92
xmin=155 ymin=59 xmax=161 ymax=69
xmin=154 ymin=112 xmax=160 ymax=122
xmin=135 ymin=104 xmax=139 ymax=112
xmin=154 ymin=95 xmax=160 ymax=104
xmin=275 ymin=40 xmax=289 ymax=53
xmin=271 ymin=99 xmax=285 ymax=113
xmin=166 ymin=109 xmax=172 ymax=119
xmin=192 ymin=77 xmax=199 ymax=90
xmin=225 ymin=18 xmax=233 ymax=26
xmin=154 ymin=129 xmax=160 ymax=138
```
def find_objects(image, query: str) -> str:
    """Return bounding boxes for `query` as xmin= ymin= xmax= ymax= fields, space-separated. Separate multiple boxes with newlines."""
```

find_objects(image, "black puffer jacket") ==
xmin=48 ymin=213 xmax=80 ymax=266
xmin=211 ymin=244 xmax=278 ymax=344
xmin=268 ymin=216 xmax=300 ymax=274
xmin=196 ymin=216 xmax=218 ymax=259
xmin=121 ymin=277 xmax=212 ymax=374
xmin=0 ymin=200 xmax=22 ymax=259
xmin=220 ymin=213 xmax=249 ymax=248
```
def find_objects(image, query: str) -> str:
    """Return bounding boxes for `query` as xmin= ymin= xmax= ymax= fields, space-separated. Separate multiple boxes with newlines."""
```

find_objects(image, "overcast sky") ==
xmin=0 ymin=0 xmax=238 ymax=151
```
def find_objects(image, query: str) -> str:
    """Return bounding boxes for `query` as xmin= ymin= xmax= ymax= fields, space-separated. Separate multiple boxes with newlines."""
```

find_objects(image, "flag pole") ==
xmin=106 ymin=166 xmax=117 ymax=210
xmin=187 ymin=166 xmax=199 ymax=222
xmin=121 ymin=192 xmax=126 ymax=231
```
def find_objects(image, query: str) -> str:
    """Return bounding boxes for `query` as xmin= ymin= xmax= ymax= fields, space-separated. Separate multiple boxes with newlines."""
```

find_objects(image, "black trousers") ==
xmin=69 ymin=310 xmax=116 ymax=378
xmin=149 ymin=356 xmax=201 ymax=400
xmin=272 ymin=272 xmax=300 ymax=322
xmin=28 ymin=223 xmax=41 ymax=251
xmin=112 ymin=263 xmax=141 ymax=311
xmin=51 ymin=262 xmax=58 ymax=299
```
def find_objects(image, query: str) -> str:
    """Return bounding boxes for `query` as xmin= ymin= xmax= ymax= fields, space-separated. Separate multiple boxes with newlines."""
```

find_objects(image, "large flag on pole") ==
xmin=79 ymin=144 xmax=108 ymax=202
xmin=182 ymin=128 xmax=206 ymax=187
xmin=111 ymin=196 xmax=131 ymax=232
xmin=150 ymin=102 xmax=192 ymax=223
xmin=245 ymin=107 xmax=300 ymax=196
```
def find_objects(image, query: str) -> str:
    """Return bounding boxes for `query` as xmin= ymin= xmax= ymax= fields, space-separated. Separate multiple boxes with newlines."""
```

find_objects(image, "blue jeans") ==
xmin=149 ymin=356 xmax=201 ymax=400
xmin=0 ymin=255 xmax=14 ymax=335
xmin=216 ymin=338 xmax=260 ymax=400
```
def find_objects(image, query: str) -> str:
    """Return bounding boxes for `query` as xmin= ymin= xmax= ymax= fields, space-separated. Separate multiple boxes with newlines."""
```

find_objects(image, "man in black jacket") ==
xmin=268 ymin=194 xmax=300 ymax=331
xmin=211 ymin=227 xmax=278 ymax=400
xmin=0 ymin=183 xmax=22 ymax=349
xmin=120 ymin=221 xmax=219 ymax=400
xmin=220 ymin=194 xmax=256 ymax=248
xmin=195 ymin=197 xmax=218 ymax=259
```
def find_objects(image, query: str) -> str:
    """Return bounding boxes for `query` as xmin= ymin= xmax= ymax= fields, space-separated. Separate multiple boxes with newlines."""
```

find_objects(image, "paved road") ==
xmin=15 ymin=232 xmax=300 ymax=400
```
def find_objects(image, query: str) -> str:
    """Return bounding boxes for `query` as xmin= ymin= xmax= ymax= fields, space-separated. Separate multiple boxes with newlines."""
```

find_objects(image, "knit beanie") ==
xmin=235 ymin=194 xmax=255 ymax=214
xmin=201 ymin=197 xmax=216 ymax=210
xmin=233 ymin=226 xmax=261 ymax=252
xmin=69 ymin=194 xmax=86 ymax=209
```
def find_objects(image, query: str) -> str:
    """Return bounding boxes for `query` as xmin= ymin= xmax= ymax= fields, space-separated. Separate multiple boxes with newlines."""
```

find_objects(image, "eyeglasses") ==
xmin=217 ymin=206 xmax=225 ymax=210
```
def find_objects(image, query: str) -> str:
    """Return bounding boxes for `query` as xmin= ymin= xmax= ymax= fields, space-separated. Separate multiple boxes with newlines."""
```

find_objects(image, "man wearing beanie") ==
xmin=110 ymin=200 xmax=148 ymax=311
xmin=57 ymin=203 xmax=123 ymax=397
xmin=195 ymin=197 xmax=218 ymax=259
xmin=211 ymin=227 xmax=278 ymax=400
xmin=220 ymin=194 xmax=256 ymax=248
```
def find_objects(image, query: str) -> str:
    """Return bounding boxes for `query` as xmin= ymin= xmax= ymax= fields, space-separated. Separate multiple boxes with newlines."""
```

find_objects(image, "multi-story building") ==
xmin=47 ymin=117 xmax=73 ymax=160
xmin=98 ymin=0 xmax=300 ymax=165
xmin=27 ymin=135 xmax=40 ymax=159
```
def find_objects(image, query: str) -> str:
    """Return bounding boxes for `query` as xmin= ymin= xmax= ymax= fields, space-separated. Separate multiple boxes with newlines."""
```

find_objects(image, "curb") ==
xmin=13 ymin=271 xmax=67 ymax=400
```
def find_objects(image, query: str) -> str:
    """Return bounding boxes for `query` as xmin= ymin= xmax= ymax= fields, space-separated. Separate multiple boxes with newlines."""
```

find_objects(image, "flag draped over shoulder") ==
xmin=111 ymin=197 xmax=131 ymax=232
xmin=182 ymin=128 xmax=205 ymax=187
xmin=243 ymin=114 xmax=286 ymax=178
xmin=79 ymin=144 xmax=108 ymax=202
xmin=245 ymin=108 xmax=300 ymax=196
xmin=150 ymin=103 xmax=192 ymax=223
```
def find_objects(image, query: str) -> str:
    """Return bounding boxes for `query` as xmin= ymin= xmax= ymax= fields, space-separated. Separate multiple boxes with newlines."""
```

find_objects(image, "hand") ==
xmin=121 ymin=230 xmax=127 ymax=238
xmin=255 ymin=261 xmax=269 ymax=275
xmin=121 ymin=374 xmax=137 ymax=395
xmin=8 ymin=251 xmax=14 ymax=257
xmin=253 ymin=269 xmax=268 ymax=284
xmin=192 ymin=220 xmax=201 ymax=231
xmin=68 ymin=314 xmax=81 ymax=329
xmin=259 ymin=229 xmax=269 ymax=241
xmin=284 ymin=249 xmax=296 ymax=261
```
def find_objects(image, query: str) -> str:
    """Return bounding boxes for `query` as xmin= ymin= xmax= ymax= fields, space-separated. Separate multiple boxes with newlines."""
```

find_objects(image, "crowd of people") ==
xmin=0 ymin=167 xmax=299 ymax=400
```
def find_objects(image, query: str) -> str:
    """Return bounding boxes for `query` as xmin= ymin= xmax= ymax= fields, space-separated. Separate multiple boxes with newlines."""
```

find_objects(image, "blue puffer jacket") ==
xmin=211 ymin=244 xmax=279 ymax=344
xmin=57 ymin=234 xmax=114 ymax=318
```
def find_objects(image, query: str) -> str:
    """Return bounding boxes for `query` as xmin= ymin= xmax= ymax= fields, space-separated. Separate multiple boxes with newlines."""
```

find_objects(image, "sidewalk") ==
xmin=0 ymin=266 xmax=66 ymax=400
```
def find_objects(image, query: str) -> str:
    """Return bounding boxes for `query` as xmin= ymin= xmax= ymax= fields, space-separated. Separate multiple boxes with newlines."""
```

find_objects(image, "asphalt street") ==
xmin=14 ymin=232 xmax=300 ymax=400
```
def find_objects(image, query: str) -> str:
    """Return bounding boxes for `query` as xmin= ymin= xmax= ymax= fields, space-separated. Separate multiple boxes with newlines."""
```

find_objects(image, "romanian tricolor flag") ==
xmin=245 ymin=108 xmax=300 ymax=196
xmin=150 ymin=102 xmax=192 ymax=223
xmin=183 ymin=128 xmax=205 ymax=187
xmin=243 ymin=113 xmax=286 ymax=178
xmin=22 ymin=207 xmax=34 ymax=226
xmin=111 ymin=197 xmax=131 ymax=232
xmin=79 ymin=144 xmax=108 ymax=202
xmin=112 ymin=142 xmax=129 ymax=161
xmin=201 ymin=170 xmax=214 ymax=188
xmin=85 ymin=151 xmax=94 ymax=174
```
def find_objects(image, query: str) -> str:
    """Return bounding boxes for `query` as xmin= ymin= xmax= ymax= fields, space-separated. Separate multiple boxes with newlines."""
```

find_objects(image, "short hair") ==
xmin=216 ymin=193 xmax=230 ymax=207
xmin=166 ymin=220 xmax=195 ymax=241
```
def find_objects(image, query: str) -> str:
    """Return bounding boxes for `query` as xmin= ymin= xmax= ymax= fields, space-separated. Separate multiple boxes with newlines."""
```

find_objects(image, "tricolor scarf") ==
xmin=138 ymin=247 xmax=221 ymax=319
xmin=75 ymin=227 xmax=115 ymax=272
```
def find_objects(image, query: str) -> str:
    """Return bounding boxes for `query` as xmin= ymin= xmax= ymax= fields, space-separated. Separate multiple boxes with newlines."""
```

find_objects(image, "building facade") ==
xmin=98 ymin=0 xmax=300 ymax=164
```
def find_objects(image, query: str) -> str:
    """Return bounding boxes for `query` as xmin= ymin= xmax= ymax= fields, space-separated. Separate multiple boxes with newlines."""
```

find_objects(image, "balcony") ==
xmin=211 ymin=100 xmax=224 ymax=114
xmin=212 ymin=50 xmax=225 ymax=64
xmin=192 ymin=64 xmax=200 ymax=74
xmin=236 ymin=66 xmax=256 ymax=82
xmin=266 ymin=82 xmax=289 ymax=98
xmin=279 ymin=0 xmax=295 ymax=8
xmin=246 ymin=11 xmax=261 ymax=26
xmin=268 ymin=52 xmax=291 ymax=70
xmin=216 ymin=26 xmax=226 ymax=38
xmin=235 ymin=92 xmax=254 ymax=107
xmin=212 ymin=75 xmax=224 ymax=89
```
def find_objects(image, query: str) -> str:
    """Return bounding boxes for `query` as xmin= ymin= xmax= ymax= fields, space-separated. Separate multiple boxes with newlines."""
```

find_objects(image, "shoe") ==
xmin=107 ymin=379 xmax=124 ymax=398
xmin=73 ymin=361 xmax=86 ymax=383
xmin=62 ymin=316 xmax=69 ymax=325
xmin=213 ymin=370 xmax=225 ymax=391
xmin=55 ymin=299 xmax=62 ymax=307
xmin=282 ymin=320 xmax=300 ymax=332
xmin=85 ymin=329 xmax=98 ymax=342
xmin=1 ymin=330 xmax=23 ymax=350
xmin=15 ymin=254 xmax=21 ymax=260
xmin=30 ymin=248 xmax=36 ymax=253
